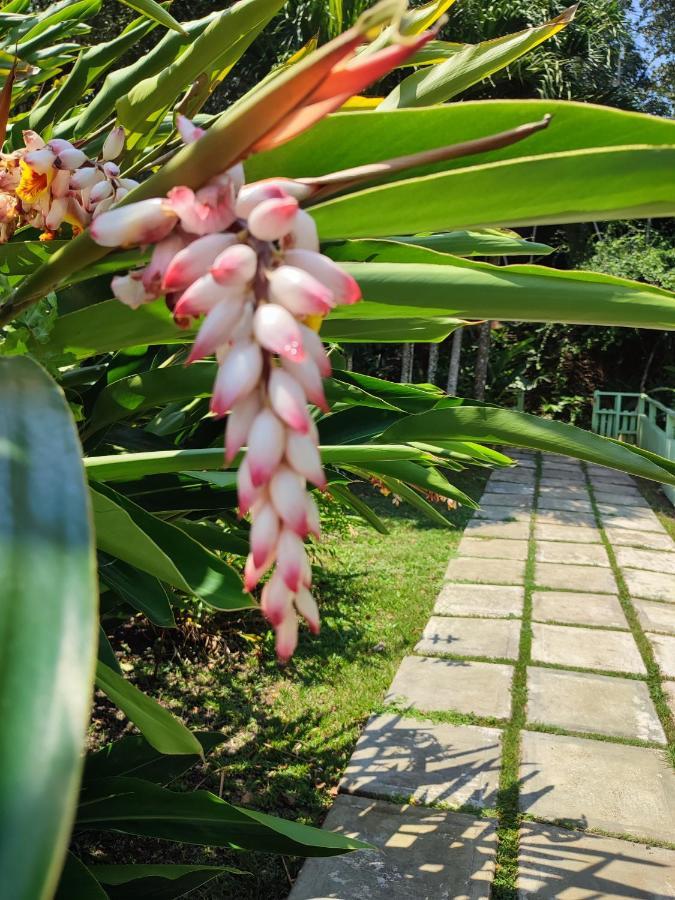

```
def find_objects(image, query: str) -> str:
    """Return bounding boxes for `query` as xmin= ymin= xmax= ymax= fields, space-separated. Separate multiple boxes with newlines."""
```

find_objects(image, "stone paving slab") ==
xmin=536 ymin=509 xmax=597 ymax=527
xmin=445 ymin=556 xmax=526 ymax=585
xmin=531 ymin=591 xmax=627 ymax=629
xmin=457 ymin=537 xmax=529 ymax=561
xmin=340 ymin=714 xmax=502 ymax=808
xmin=526 ymin=667 xmax=665 ymax=742
xmin=599 ymin=511 xmax=667 ymax=534
xmin=535 ymin=562 xmax=617 ymax=594
xmin=588 ymin=469 xmax=635 ymax=485
xmin=416 ymin=617 xmax=521 ymax=661
xmin=647 ymin=632 xmax=675 ymax=678
xmin=465 ymin=519 xmax=531 ymax=540
xmin=633 ymin=599 xmax=675 ymax=635
xmin=533 ymin=523 xmax=602 ymax=544
xmin=605 ymin=526 xmax=674 ymax=551
xmin=623 ymin=569 xmax=675 ymax=602
xmin=537 ymin=497 xmax=594 ymax=514
xmin=475 ymin=506 xmax=532 ymax=523
xmin=386 ymin=656 xmax=513 ymax=719
xmin=531 ymin=623 xmax=646 ymax=674
xmin=593 ymin=489 xmax=649 ymax=508
xmin=490 ymin=470 xmax=536 ymax=483
xmin=535 ymin=541 xmax=610 ymax=568
xmin=517 ymin=822 xmax=675 ymax=899
xmin=539 ymin=484 xmax=589 ymax=496
xmin=289 ymin=796 xmax=498 ymax=900
xmin=616 ymin=546 xmax=675 ymax=575
xmin=598 ymin=505 xmax=659 ymax=523
xmin=435 ymin=583 xmax=524 ymax=618
xmin=484 ymin=481 xmax=536 ymax=495
xmin=477 ymin=493 xmax=533 ymax=508
xmin=519 ymin=731 xmax=675 ymax=842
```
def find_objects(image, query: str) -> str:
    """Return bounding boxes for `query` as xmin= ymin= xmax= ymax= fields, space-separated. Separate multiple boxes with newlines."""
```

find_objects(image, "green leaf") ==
xmin=246 ymin=99 xmax=675 ymax=182
xmin=327 ymin=230 xmax=553 ymax=258
xmin=327 ymin=482 xmax=390 ymax=534
xmin=90 ymin=865 xmax=242 ymax=899
xmin=55 ymin=853 xmax=108 ymax=900
xmin=356 ymin=459 xmax=478 ymax=508
xmin=0 ymin=240 xmax=64 ymax=277
xmin=84 ymin=733 xmax=224 ymax=785
xmin=77 ymin=776 xmax=371 ymax=854
xmin=117 ymin=0 xmax=186 ymax=35
xmin=99 ymin=556 xmax=176 ymax=627
xmin=117 ymin=0 xmax=285 ymax=140
xmin=92 ymin=483 xmax=252 ymax=611
xmin=0 ymin=356 xmax=97 ymax=900
xmin=380 ymin=6 xmax=576 ymax=109
xmin=381 ymin=406 xmax=675 ymax=485
xmin=330 ymin=251 xmax=675 ymax=330
xmin=85 ymin=444 xmax=428 ymax=481
xmin=98 ymin=625 xmax=122 ymax=674
xmin=311 ymin=145 xmax=675 ymax=238
xmin=377 ymin=474 xmax=452 ymax=527
xmin=95 ymin=662 xmax=202 ymax=756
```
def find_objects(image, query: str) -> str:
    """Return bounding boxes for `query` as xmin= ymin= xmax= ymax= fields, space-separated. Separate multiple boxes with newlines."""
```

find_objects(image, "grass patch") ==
xmin=636 ymin=477 xmax=675 ymax=540
xmin=87 ymin=473 xmax=485 ymax=898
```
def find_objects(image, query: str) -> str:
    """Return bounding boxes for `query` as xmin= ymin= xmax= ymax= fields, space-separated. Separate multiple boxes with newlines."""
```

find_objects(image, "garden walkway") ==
xmin=290 ymin=452 xmax=675 ymax=899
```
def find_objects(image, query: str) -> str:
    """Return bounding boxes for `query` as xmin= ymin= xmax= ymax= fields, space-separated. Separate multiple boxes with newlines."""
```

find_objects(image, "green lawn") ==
xmin=87 ymin=472 xmax=485 ymax=898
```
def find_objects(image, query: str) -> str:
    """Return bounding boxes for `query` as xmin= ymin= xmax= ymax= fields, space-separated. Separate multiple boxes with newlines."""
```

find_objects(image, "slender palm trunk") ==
xmin=447 ymin=327 xmax=463 ymax=394
xmin=473 ymin=321 xmax=492 ymax=400
xmin=427 ymin=342 xmax=439 ymax=384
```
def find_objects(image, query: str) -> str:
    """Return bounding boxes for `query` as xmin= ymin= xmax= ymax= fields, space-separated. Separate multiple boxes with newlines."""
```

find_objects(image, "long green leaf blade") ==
xmin=0 ymin=356 xmax=97 ymax=900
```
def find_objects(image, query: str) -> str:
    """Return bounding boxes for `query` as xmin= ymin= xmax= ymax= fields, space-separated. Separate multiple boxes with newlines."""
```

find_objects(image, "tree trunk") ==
xmin=427 ymin=342 xmax=439 ymax=384
xmin=473 ymin=321 xmax=492 ymax=401
xmin=400 ymin=343 xmax=414 ymax=383
xmin=446 ymin=327 xmax=463 ymax=394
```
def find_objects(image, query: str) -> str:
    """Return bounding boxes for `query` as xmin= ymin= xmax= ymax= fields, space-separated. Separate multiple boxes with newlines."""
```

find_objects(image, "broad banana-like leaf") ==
xmin=381 ymin=6 xmax=576 ymax=108
xmin=311 ymin=145 xmax=675 ymax=237
xmin=91 ymin=865 xmax=243 ymax=896
xmin=54 ymin=853 xmax=107 ymax=900
xmin=117 ymin=0 xmax=186 ymax=35
xmin=0 ymin=356 xmax=96 ymax=900
xmin=380 ymin=406 xmax=675 ymax=484
xmin=346 ymin=229 xmax=554 ymax=257
xmin=328 ymin=247 xmax=675 ymax=329
xmin=400 ymin=0 xmax=457 ymax=34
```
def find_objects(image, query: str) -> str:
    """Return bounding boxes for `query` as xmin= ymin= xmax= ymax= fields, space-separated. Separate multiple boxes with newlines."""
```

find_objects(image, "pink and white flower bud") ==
xmin=90 ymin=198 xmax=178 ymax=247
xmin=89 ymin=179 xmax=114 ymax=206
xmin=247 ymin=408 xmax=285 ymax=487
xmin=69 ymin=166 xmax=102 ymax=190
xmin=225 ymin=391 xmax=260 ymax=463
xmin=283 ymin=209 xmax=319 ymax=252
xmin=282 ymin=355 xmax=328 ymax=411
xmin=118 ymin=177 xmax=139 ymax=192
xmin=244 ymin=550 xmax=274 ymax=591
xmin=299 ymin=324 xmax=332 ymax=377
xmin=102 ymin=125 xmax=125 ymax=161
xmin=305 ymin=494 xmax=321 ymax=539
xmin=285 ymin=249 xmax=361 ymax=305
xmin=211 ymin=341 xmax=263 ymax=416
xmin=269 ymin=466 xmax=309 ymax=536
xmin=250 ymin=502 xmax=280 ymax=568
xmin=102 ymin=161 xmax=120 ymax=178
xmin=168 ymin=181 xmax=235 ymax=236
xmin=235 ymin=179 xmax=310 ymax=218
xmin=230 ymin=301 xmax=254 ymax=343
xmin=24 ymin=148 xmax=56 ymax=174
xmin=286 ymin=430 xmax=326 ymax=489
xmin=268 ymin=368 xmax=311 ymax=433
xmin=247 ymin=196 xmax=298 ymax=241
xmin=142 ymin=233 xmax=185 ymax=295
xmin=211 ymin=243 xmax=258 ymax=287
xmin=22 ymin=130 xmax=45 ymax=151
xmin=50 ymin=168 xmax=71 ymax=199
xmin=47 ymin=139 xmax=74 ymax=155
xmin=274 ymin=609 xmax=299 ymax=663
xmin=163 ymin=233 xmax=236 ymax=292
xmin=176 ymin=114 xmax=205 ymax=145
xmin=187 ymin=298 xmax=246 ymax=363
xmin=45 ymin=197 xmax=68 ymax=231
xmin=294 ymin=586 xmax=320 ymax=634
xmin=111 ymin=271 xmax=153 ymax=309
xmin=268 ymin=265 xmax=334 ymax=317
xmin=253 ymin=303 xmax=305 ymax=362
xmin=56 ymin=147 xmax=87 ymax=170
xmin=237 ymin=456 xmax=262 ymax=517
xmin=92 ymin=196 xmax=115 ymax=218
xmin=276 ymin=528 xmax=307 ymax=592
xmin=174 ymin=273 xmax=243 ymax=320
xmin=261 ymin=570 xmax=293 ymax=627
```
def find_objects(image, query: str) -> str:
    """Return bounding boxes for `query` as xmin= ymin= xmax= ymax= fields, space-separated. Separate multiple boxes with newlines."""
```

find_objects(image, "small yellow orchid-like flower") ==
xmin=16 ymin=159 xmax=54 ymax=204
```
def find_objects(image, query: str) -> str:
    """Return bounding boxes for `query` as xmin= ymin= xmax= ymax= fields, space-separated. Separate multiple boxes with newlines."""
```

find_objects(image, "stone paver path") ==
xmin=290 ymin=452 xmax=675 ymax=898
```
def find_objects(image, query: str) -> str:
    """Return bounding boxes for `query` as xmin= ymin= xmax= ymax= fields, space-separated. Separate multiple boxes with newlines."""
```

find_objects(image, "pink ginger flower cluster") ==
xmin=91 ymin=127 xmax=361 ymax=661
xmin=0 ymin=125 xmax=136 ymax=242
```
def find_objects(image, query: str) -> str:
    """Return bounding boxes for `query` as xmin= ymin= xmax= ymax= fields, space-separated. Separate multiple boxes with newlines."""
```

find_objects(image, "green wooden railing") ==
xmin=592 ymin=391 xmax=675 ymax=505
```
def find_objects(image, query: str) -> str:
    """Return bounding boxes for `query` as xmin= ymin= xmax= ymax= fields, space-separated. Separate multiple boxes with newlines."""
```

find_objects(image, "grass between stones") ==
xmin=585 ymin=472 xmax=675 ymax=768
